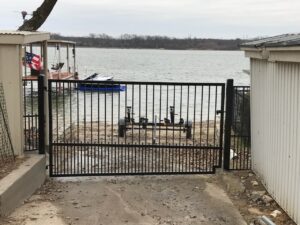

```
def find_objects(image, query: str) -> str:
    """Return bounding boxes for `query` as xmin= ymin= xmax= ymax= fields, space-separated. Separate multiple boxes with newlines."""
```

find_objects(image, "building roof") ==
xmin=0 ymin=30 xmax=50 ymax=44
xmin=29 ymin=39 xmax=76 ymax=47
xmin=241 ymin=33 xmax=300 ymax=48
xmin=48 ymin=39 xmax=76 ymax=45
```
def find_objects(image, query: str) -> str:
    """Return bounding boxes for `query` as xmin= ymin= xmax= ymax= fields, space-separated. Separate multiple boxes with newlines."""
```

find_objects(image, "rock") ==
xmin=251 ymin=191 xmax=266 ymax=201
xmin=249 ymin=173 xmax=254 ymax=177
xmin=248 ymin=207 xmax=264 ymax=215
xmin=251 ymin=180 xmax=259 ymax=186
xmin=270 ymin=210 xmax=282 ymax=218
xmin=262 ymin=195 xmax=273 ymax=204
xmin=71 ymin=201 xmax=79 ymax=205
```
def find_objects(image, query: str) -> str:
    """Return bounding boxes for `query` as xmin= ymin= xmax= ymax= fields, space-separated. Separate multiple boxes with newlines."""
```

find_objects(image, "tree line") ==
xmin=51 ymin=33 xmax=244 ymax=50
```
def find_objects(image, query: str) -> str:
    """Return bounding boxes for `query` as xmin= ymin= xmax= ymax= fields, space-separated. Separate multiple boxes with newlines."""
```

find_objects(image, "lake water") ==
xmin=70 ymin=48 xmax=250 ymax=85
xmin=46 ymin=48 xmax=250 ymax=142
xmin=24 ymin=48 xmax=250 ymax=143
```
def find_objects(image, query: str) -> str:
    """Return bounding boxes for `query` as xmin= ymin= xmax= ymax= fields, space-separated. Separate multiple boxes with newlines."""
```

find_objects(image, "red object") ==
xmin=25 ymin=52 xmax=41 ymax=71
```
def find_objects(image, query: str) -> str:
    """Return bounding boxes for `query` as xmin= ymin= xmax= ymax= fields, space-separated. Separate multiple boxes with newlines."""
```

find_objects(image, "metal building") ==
xmin=241 ymin=34 xmax=300 ymax=224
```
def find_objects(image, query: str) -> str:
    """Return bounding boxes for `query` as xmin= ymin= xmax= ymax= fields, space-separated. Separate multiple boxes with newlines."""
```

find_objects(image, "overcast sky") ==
xmin=1 ymin=0 xmax=299 ymax=38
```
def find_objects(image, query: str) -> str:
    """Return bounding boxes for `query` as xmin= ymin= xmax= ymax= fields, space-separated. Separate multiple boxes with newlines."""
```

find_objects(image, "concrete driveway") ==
xmin=2 ymin=175 xmax=247 ymax=225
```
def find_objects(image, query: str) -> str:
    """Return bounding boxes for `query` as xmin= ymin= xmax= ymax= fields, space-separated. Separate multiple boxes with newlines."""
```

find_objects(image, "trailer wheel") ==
xmin=118 ymin=118 xmax=126 ymax=137
xmin=185 ymin=120 xmax=192 ymax=139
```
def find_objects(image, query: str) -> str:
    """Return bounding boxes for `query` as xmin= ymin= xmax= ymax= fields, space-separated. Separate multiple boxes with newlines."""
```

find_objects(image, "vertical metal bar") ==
xmin=105 ymin=90 xmax=107 ymax=143
xmin=213 ymin=86 xmax=218 ymax=146
xmin=96 ymin=144 xmax=100 ymax=174
xmin=69 ymin=82 xmax=73 ymax=141
xmin=139 ymin=84 xmax=141 ymax=144
xmin=84 ymin=88 xmax=87 ymax=143
xmin=111 ymin=86 xmax=114 ymax=144
xmin=234 ymin=88 xmax=239 ymax=170
xmin=193 ymin=86 xmax=197 ymax=145
xmin=48 ymin=81 xmax=53 ymax=176
xmin=200 ymin=86 xmax=204 ymax=146
xmin=218 ymin=85 xmax=225 ymax=168
xmin=91 ymin=86 xmax=93 ymax=142
xmin=38 ymin=75 xmax=45 ymax=154
xmin=241 ymin=87 xmax=246 ymax=169
xmin=98 ymin=89 xmax=100 ymax=144
xmin=100 ymin=142 xmax=103 ymax=174
xmin=35 ymin=115 xmax=38 ymax=150
xmin=224 ymin=79 xmax=234 ymax=170
xmin=186 ymin=85 xmax=190 ymax=145
xmin=159 ymin=85 xmax=162 ymax=144
xmin=23 ymin=80 xmax=27 ymax=151
xmin=80 ymin=142 xmax=83 ymax=174
xmin=77 ymin=86 xmax=79 ymax=142
xmin=179 ymin=85 xmax=183 ymax=145
xmin=131 ymin=85 xmax=134 ymax=144
xmin=107 ymin=142 xmax=111 ymax=173
xmin=152 ymin=85 xmax=155 ymax=143
xmin=42 ymin=41 xmax=49 ymax=153
xmin=118 ymin=86 xmax=121 ymax=144
xmin=114 ymin=143 xmax=117 ymax=174
xmin=30 ymin=81 xmax=34 ymax=145
xmin=172 ymin=85 xmax=176 ymax=145
xmin=166 ymin=85 xmax=169 ymax=144
xmin=207 ymin=86 xmax=211 ymax=146
xmin=213 ymin=86 xmax=218 ymax=165
xmin=62 ymin=82 xmax=66 ymax=141
xmin=125 ymin=84 xmax=128 ymax=144
xmin=145 ymin=85 xmax=148 ymax=144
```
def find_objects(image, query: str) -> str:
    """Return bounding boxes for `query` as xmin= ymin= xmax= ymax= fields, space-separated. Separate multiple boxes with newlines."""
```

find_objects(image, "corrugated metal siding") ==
xmin=251 ymin=58 xmax=300 ymax=224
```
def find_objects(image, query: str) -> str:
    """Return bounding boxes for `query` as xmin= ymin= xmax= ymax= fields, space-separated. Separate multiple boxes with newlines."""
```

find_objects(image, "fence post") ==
xmin=38 ymin=74 xmax=45 ymax=154
xmin=223 ymin=79 xmax=234 ymax=170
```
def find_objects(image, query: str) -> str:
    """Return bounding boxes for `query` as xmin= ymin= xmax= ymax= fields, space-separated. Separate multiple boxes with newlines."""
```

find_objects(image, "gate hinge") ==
xmin=216 ymin=110 xmax=224 ymax=115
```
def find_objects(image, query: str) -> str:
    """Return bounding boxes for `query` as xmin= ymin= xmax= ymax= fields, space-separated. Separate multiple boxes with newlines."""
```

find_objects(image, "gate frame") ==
xmin=47 ymin=79 xmax=226 ymax=177
xmin=223 ymin=79 xmax=234 ymax=170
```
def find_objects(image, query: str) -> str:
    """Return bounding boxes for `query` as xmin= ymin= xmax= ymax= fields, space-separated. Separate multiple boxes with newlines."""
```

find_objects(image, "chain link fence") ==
xmin=0 ymin=82 xmax=15 ymax=164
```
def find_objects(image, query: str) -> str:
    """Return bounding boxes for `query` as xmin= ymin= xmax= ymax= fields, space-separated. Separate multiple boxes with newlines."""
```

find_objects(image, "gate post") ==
xmin=223 ymin=79 xmax=234 ymax=170
xmin=38 ymin=74 xmax=45 ymax=154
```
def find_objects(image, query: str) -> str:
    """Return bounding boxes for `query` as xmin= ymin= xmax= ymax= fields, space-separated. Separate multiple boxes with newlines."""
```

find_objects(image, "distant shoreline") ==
xmin=51 ymin=34 xmax=245 ymax=51
xmin=75 ymin=46 xmax=242 ymax=51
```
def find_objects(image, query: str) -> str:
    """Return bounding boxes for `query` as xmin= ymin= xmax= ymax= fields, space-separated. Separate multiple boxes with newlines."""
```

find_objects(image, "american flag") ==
xmin=25 ymin=52 xmax=41 ymax=71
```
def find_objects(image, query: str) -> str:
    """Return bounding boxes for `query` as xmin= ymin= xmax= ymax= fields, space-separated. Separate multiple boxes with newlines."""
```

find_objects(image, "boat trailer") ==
xmin=118 ymin=106 xmax=192 ymax=142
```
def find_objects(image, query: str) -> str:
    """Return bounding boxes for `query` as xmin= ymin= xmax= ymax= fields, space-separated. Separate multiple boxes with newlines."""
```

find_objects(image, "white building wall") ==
xmin=251 ymin=58 xmax=300 ymax=224
xmin=0 ymin=44 xmax=24 ymax=156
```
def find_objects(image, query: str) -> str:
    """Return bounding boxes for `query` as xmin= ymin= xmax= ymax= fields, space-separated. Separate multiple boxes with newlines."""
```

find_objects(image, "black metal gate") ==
xmin=23 ymin=76 xmax=45 ymax=153
xmin=223 ymin=80 xmax=251 ymax=170
xmin=23 ymin=79 xmax=39 ymax=151
xmin=48 ymin=80 xmax=225 ymax=176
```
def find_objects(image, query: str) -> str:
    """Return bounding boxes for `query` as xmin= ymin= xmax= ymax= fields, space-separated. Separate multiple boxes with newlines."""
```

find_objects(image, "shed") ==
xmin=0 ymin=30 xmax=50 ymax=156
xmin=241 ymin=34 xmax=300 ymax=224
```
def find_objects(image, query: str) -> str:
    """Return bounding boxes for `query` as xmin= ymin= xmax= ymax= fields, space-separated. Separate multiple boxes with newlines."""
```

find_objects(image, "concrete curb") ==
xmin=0 ymin=154 xmax=46 ymax=216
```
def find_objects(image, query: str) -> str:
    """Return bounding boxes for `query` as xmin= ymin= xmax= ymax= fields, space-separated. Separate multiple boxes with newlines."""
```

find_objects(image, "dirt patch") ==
xmin=55 ymin=121 xmax=220 ymax=146
xmin=0 ymin=175 xmax=247 ymax=225
xmin=0 ymin=157 xmax=27 ymax=181
xmin=211 ymin=171 xmax=297 ymax=225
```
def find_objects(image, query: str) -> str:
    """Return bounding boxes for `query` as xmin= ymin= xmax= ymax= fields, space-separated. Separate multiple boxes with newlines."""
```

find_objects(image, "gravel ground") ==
xmin=211 ymin=171 xmax=297 ymax=225
xmin=0 ymin=175 xmax=246 ymax=225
